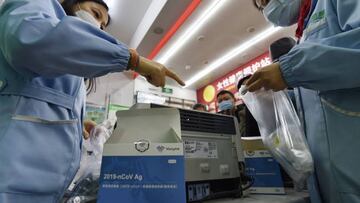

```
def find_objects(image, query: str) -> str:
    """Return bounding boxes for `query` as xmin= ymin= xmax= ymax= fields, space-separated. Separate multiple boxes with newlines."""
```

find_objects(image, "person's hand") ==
xmin=245 ymin=62 xmax=288 ymax=92
xmin=83 ymin=120 xmax=97 ymax=140
xmin=135 ymin=56 xmax=185 ymax=87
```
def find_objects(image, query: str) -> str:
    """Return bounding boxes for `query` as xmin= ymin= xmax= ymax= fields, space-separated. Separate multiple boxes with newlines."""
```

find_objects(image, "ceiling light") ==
xmin=156 ymin=0 xmax=227 ymax=64
xmin=184 ymin=26 xmax=282 ymax=88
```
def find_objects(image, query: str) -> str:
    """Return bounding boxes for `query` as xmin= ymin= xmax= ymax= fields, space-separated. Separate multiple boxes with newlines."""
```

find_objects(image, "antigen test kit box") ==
xmin=97 ymin=108 xmax=186 ymax=203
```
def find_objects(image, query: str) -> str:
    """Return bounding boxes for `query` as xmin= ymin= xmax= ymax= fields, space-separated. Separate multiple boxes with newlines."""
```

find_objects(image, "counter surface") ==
xmin=207 ymin=190 xmax=310 ymax=203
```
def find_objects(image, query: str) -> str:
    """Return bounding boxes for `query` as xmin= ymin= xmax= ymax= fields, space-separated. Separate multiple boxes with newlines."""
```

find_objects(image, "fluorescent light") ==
xmin=157 ymin=0 xmax=227 ymax=64
xmin=184 ymin=26 xmax=282 ymax=87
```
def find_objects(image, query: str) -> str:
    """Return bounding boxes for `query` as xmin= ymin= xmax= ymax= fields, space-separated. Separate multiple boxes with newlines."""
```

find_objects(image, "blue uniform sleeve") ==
xmin=0 ymin=0 xmax=130 ymax=78
xmin=278 ymin=0 xmax=360 ymax=91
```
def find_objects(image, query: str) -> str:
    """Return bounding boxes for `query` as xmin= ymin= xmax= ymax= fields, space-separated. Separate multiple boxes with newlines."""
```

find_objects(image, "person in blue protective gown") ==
xmin=248 ymin=0 xmax=360 ymax=202
xmin=0 ymin=0 xmax=184 ymax=202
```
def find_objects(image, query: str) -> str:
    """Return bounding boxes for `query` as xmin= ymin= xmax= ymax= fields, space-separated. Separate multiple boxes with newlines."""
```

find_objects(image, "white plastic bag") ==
xmin=66 ymin=120 xmax=113 ymax=199
xmin=240 ymin=87 xmax=313 ymax=186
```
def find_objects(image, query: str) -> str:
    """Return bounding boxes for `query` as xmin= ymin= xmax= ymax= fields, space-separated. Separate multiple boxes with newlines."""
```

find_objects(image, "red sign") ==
xmin=197 ymin=53 xmax=271 ymax=112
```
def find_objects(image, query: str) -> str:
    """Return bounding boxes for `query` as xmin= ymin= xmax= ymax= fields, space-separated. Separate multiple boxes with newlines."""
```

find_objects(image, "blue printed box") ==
xmin=98 ymin=108 xmax=186 ymax=203
xmin=242 ymin=137 xmax=285 ymax=194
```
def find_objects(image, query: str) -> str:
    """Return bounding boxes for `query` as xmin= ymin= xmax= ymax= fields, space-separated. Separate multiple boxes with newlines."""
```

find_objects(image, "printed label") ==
xmin=184 ymin=141 xmax=218 ymax=159
xmin=98 ymin=156 xmax=186 ymax=203
xmin=187 ymin=183 xmax=210 ymax=201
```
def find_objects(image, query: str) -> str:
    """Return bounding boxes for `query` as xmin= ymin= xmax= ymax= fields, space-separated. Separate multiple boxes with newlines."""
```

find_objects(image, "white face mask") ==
xmin=75 ymin=9 xmax=101 ymax=29
xmin=263 ymin=0 xmax=303 ymax=27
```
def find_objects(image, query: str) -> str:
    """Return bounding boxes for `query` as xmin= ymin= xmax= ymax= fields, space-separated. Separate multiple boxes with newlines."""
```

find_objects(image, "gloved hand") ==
xmin=245 ymin=62 xmax=288 ymax=92
xmin=83 ymin=120 xmax=97 ymax=140
xmin=136 ymin=56 xmax=185 ymax=87
xmin=89 ymin=120 xmax=113 ymax=153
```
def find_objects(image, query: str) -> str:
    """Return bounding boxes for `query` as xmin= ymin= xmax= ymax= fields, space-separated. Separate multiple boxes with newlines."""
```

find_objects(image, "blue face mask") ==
xmin=218 ymin=100 xmax=234 ymax=111
xmin=263 ymin=0 xmax=302 ymax=27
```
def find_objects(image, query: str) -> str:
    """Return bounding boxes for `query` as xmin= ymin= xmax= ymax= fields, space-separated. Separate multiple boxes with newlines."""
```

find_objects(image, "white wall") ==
xmin=86 ymin=72 xmax=135 ymax=107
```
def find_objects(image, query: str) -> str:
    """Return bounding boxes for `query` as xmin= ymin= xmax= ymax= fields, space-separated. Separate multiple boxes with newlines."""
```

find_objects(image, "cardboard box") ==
xmin=242 ymin=137 xmax=285 ymax=194
xmin=97 ymin=109 xmax=186 ymax=203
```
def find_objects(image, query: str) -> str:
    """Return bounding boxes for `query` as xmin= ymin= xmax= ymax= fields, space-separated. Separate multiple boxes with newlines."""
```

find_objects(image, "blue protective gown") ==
xmin=0 ymin=0 xmax=130 ymax=202
xmin=279 ymin=0 xmax=360 ymax=202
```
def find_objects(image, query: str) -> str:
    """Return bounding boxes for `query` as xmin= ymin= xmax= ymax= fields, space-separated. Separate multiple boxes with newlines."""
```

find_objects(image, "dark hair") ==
xmin=193 ymin=103 xmax=207 ymax=110
xmin=85 ymin=78 xmax=97 ymax=94
xmin=216 ymin=90 xmax=235 ymax=100
xmin=61 ymin=0 xmax=111 ymax=26
xmin=252 ymin=0 xmax=270 ymax=11
xmin=269 ymin=37 xmax=297 ymax=62
xmin=61 ymin=0 xmax=110 ymax=94
xmin=237 ymin=75 xmax=252 ymax=90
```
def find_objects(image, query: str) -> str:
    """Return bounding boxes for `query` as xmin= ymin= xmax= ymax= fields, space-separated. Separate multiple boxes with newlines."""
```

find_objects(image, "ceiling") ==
xmin=104 ymin=0 xmax=296 ymax=90
xmin=104 ymin=0 xmax=153 ymax=45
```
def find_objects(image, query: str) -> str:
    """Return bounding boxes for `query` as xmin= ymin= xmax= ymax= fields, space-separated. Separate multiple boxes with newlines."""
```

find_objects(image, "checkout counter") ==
xmin=96 ymin=106 xmax=310 ymax=203
xmin=64 ymin=105 xmax=310 ymax=203
xmin=209 ymin=189 xmax=310 ymax=203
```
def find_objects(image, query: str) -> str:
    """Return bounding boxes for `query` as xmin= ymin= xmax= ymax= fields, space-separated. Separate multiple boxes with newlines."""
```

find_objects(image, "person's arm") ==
xmin=0 ymin=0 xmax=129 ymax=78
xmin=279 ymin=0 xmax=360 ymax=91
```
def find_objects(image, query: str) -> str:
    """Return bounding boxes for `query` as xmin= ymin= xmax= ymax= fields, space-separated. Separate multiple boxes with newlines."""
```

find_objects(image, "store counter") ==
xmin=207 ymin=190 xmax=310 ymax=203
